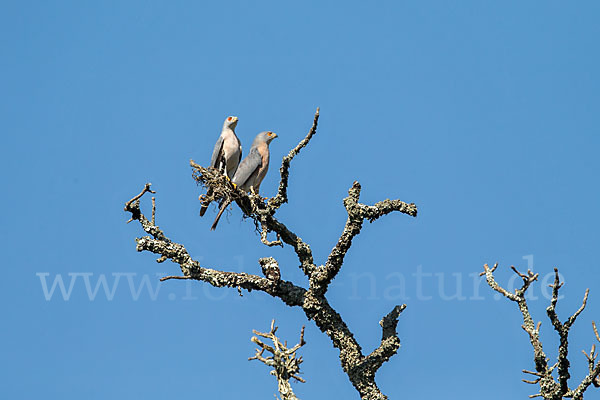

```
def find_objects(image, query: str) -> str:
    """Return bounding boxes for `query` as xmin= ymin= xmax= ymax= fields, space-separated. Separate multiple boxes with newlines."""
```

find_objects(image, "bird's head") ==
xmin=224 ymin=116 xmax=239 ymax=130
xmin=261 ymin=131 xmax=278 ymax=144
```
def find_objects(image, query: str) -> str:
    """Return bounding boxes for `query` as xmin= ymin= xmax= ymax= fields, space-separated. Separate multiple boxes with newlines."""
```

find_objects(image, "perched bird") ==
xmin=211 ymin=131 xmax=278 ymax=230
xmin=199 ymin=116 xmax=242 ymax=217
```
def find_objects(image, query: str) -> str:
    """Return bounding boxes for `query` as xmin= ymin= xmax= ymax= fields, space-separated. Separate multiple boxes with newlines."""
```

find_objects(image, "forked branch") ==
xmin=483 ymin=264 xmax=600 ymax=399
xmin=249 ymin=320 xmax=306 ymax=400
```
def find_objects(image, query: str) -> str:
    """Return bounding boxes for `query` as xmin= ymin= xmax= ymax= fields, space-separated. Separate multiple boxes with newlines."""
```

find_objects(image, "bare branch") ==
xmin=249 ymin=320 xmax=307 ymax=400
xmin=479 ymin=262 xmax=498 ymax=277
xmin=571 ymin=360 xmax=600 ymax=398
xmin=151 ymin=196 xmax=156 ymax=225
xmin=566 ymin=289 xmax=589 ymax=329
xmin=269 ymin=107 xmax=320 ymax=210
xmin=482 ymin=263 xmax=520 ymax=302
xmin=363 ymin=304 xmax=407 ymax=371
xmin=575 ymin=323 xmax=600 ymax=392
xmin=485 ymin=264 xmax=599 ymax=399
xmin=125 ymin=182 xmax=156 ymax=211
xmin=523 ymin=378 xmax=541 ymax=384
xmin=191 ymin=159 xmax=317 ymax=277
xmin=125 ymin=185 xmax=306 ymax=305
xmin=124 ymin=182 xmax=156 ymax=224
xmin=160 ymin=275 xmax=191 ymax=282
xmin=289 ymin=326 xmax=306 ymax=353
xmin=512 ymin=266 xmax=540 ymax=297
xmin=261 ymin=222 xmax=283 ymax=247
xmin=484 ymin=264 xmax=556 ymax=396
xmin=546 ymin=268 xmax=563 ymax=330
xmin=319 ymin=181 xmax=417 ymax=290
xmin=523 ymin=369 xmax=544 ymax=377
xmin=544 ymin=268 xmax=591 ymax=396
xmin=265 ymin=214 xmax=316 ymax=277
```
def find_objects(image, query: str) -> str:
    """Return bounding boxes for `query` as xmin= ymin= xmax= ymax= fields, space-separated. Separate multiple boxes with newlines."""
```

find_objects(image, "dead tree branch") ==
xmin=269 ymin=108 xmax=320 ymax=210
xmin=126 ymin=110 xmax=417 ymax=400
xmin=482 ymin=264 xmax=600 ymax=400
xmin=316 ymin=181 xmax=417 ymax=293
xmin=249 ymin=320 xmax=306 ymax=400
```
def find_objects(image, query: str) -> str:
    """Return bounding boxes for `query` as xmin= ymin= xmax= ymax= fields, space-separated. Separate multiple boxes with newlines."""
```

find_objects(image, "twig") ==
xmin=260 ymin=220 xmax=283 ymax=247
xmin=125 ymin=182 xmax=156 ymax=210
xmin=160 ymin=275 xmax=192 ymax=282
xmin=269 ymin=108 xmax=320 ymax=210
xmin=151 ymin=196 xmax=156 ymax=225
xmin=124 ymin=183 xmax=156 ymax=223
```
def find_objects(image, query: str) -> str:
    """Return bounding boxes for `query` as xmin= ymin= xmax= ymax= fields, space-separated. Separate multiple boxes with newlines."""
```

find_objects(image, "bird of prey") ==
xmin=199 ymin=116 xmax=243 ymax=217
xmin=211 ymin=131 xmax=278 ymax=230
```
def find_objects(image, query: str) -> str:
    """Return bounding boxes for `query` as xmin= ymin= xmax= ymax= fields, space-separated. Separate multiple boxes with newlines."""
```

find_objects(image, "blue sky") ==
xmin=2 ymin=1 xmax=600 ymax=399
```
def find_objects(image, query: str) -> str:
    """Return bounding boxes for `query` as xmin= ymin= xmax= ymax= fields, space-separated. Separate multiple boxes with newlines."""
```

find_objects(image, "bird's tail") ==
xmin=199 ymin=188 xmax=213 ymax=217
xmin=210 ymin=200 xmax=230 ymax=230
xmin=199 ymin=204 xmax=208 ymax=217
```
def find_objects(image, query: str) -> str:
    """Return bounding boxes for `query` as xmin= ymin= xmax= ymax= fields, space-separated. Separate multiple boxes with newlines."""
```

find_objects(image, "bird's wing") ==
xmin=209 ymin=136 xmax=224 ymax=169
xmin=232 ymin=147 xmax=262 ymax=187
xmin=253 ymin=142 xmax=270 ymax=190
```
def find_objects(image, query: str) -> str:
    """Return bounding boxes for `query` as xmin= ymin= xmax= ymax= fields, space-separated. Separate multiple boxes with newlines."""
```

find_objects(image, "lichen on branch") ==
xmin=249 ymin=320 xmax=306 ymax=400
xmin=482 ymin=264 xmax=600 ymax=400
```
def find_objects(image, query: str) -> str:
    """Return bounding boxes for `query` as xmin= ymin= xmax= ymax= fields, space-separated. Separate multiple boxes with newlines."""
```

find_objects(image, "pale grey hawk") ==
xmin=199 ymin=116 xmax=242 ymax=217
xmin=211 ymin=131 xmax=278 ymax=230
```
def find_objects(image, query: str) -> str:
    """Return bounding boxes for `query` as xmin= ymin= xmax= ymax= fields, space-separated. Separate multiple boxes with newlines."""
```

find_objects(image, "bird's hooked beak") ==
xmin=226 ymin=116 xmax=239 ymax=128
xmin=268 ymin=131 xmax=278 ymax=140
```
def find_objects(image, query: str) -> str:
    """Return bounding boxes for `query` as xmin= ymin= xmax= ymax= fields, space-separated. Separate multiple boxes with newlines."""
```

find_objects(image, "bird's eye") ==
xmin=268 ymin=132 xmax=273 ymax=136
xmin=227 ymin=117 xmax=232 ymax=121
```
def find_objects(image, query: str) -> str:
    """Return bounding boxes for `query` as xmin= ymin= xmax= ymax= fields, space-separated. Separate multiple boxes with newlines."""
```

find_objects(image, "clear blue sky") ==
xmin=2 ymin=1 xmax=599 ymax=399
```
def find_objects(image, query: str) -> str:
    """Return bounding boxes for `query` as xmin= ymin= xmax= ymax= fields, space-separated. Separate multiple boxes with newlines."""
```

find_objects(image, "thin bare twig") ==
xmin=125 ymin=183 xmax=156 ymax=223
xmin=269 ymin=107 xmax=320 ymax=210
xmin=160 ymin=275 xmax=191 ymax=282
xmin=151 ymin=196 xmax=156 ymax=225
xmin=125 ymin=182 xmax=156 ymax=210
